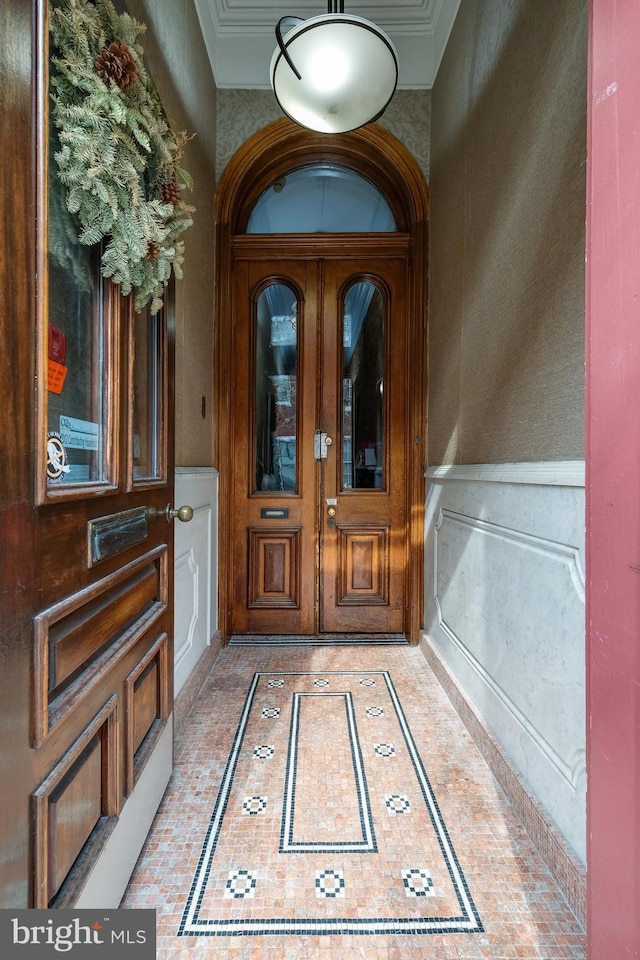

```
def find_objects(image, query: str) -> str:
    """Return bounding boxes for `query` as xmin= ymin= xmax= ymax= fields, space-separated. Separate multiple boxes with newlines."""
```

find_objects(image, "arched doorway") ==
xmin=215 ymin=118 xmax=429 ymax=642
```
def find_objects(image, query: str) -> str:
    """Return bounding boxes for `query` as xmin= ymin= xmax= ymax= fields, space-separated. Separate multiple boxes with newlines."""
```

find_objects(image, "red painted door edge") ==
xmin=586 ymin=0 xmax=640 ymax=955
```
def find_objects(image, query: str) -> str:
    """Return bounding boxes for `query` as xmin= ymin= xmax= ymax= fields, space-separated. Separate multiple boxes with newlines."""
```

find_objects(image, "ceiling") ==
xmin=193 ymin=0 xmax=461 ymax=89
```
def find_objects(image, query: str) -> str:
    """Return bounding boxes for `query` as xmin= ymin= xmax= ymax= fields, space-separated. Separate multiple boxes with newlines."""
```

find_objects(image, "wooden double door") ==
xmin=230 ymin=238 xmax=410 ymax=637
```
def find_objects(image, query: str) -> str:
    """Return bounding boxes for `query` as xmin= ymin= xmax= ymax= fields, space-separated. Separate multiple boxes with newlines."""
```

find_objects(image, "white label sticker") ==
xmin=59 ymin=415 xmax=99 ymax=450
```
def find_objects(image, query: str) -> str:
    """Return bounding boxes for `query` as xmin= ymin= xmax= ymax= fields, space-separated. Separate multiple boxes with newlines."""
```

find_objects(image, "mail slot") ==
xmin=261 ymin=508 xmax=289 ymax=519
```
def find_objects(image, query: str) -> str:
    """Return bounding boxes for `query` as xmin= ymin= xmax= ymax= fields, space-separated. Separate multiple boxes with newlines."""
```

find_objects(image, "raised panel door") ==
xmin=230 ymin=246 xmax=409 ymax=638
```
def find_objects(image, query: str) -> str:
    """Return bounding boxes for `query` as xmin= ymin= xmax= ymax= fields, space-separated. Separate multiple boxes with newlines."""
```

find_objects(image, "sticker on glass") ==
xmin=46 ymin=432 xmax=70 ymax=482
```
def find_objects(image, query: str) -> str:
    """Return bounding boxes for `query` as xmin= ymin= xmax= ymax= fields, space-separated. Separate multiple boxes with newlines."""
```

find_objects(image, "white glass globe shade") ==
xmin=270 ymin=14 xmax=398 ymax=134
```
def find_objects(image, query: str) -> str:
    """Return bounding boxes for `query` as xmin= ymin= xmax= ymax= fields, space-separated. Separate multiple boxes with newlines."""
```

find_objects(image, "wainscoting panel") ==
xmin=174 ymin=469 xmax=218 ymax=697
xmin=423 ymin=462 xmax=586 ymax=863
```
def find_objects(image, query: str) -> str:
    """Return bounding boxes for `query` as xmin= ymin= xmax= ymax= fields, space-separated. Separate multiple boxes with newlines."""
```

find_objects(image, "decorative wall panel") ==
xmin=423 ymin=462 xmax=586 ymax=862
xmin=174 ymin=469 xmax=218 ymax=696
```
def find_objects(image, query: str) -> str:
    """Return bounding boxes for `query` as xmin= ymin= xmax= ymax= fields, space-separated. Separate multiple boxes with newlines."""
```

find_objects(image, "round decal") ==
xmin=46 ymin=432 xmax=70 ymax=482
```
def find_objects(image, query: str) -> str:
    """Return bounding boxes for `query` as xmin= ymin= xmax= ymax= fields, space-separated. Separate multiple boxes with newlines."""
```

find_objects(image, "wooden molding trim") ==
xmin=214 ymin=119 xmax=429 ymax=644
xmin=215 ymin=117 xmax=429 ymax=232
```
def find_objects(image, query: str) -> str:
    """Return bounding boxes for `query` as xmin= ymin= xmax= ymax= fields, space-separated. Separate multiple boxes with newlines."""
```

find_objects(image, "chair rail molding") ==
xmin=425 ymin=460 xmax=585 ymax=487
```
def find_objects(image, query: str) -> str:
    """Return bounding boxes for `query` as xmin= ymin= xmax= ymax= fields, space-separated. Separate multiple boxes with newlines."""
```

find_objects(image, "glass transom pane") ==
xmin=247 ymin=165 xmax=397 ymax=234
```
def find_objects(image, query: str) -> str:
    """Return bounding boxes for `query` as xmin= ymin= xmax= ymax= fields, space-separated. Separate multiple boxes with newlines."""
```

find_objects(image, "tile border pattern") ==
xmin=280 ymin=691 xmax=377 ymax=853
xmin=178 ymin=670 xmax=483 ymax=937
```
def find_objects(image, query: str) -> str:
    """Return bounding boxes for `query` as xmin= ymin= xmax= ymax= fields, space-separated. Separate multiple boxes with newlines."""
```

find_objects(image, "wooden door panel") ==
xmin=48 ymin=737 xmax=103 ymax=896
xmin=337 ymin=525 xmax=389 ymax=604
xmin=131 ymin=661 xmax=160 ymax=754
xmin=34 ymin=546 xmax=168 ymax=748
xmin=320 ymin=257 xmax=408 ymax=634
xmin=248 ymin=527 xmax=302 ymax=608
xmin=31 ymin=698 xmax=119 ymax=908
xmin=230 ymin=259 xmax=317 ymax=635
xmin=47 ymin=562 xmax=160 ymax=696
xmin=124 ymin=633 xmax=170 ymax=796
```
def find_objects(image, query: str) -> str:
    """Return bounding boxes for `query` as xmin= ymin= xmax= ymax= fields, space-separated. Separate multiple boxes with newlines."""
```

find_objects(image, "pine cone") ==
xmin=144 ymin=240 xmax=161 ymax=261
xmin=95 ymin=42 xmax=138 ymax=90
xmin=160 ymin=174 xmax=181 ymax=205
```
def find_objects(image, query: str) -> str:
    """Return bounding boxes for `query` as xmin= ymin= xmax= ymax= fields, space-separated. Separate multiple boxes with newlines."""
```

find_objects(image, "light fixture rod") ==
xmin=327 ymin=1 xmax=345 ymax=12
xmin=275 ymin=15 xmax=303 ymax=80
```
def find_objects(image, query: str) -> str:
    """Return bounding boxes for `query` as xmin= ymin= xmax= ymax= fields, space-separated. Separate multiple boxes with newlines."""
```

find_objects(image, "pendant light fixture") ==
xmin=270 ymin=1 xmax=398 ymax=134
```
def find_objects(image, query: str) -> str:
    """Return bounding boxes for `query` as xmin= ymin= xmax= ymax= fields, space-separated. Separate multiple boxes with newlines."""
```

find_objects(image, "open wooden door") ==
xmin=229 ymin=237 xmax=409 ymax=638
xmin=0 ymin=1 xmax=180 ymax=908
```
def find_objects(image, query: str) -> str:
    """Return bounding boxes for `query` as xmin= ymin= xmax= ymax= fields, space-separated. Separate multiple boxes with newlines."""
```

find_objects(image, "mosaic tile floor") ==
xmin=121 ymin=644 xmax=586 ymax=959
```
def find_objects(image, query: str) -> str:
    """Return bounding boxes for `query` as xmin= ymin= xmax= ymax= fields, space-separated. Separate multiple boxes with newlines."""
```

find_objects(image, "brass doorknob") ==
xmin=148 ymin=503 xmax=194 ymax=523
xmin=327 ymin=506 xmax=337 ymax=518
xmin=167 ymin=504 xmax=194 ymax=523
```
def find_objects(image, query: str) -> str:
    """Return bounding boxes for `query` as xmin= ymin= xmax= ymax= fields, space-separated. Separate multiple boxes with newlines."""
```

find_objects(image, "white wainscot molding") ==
xmin=423 ymin=462 xmax=586 ymax=863
xmin=174 ymin=468 xmax=218 ymax=696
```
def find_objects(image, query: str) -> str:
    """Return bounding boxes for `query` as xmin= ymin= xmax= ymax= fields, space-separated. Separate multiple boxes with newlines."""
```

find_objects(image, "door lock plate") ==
xmin=314 ymin=431 xmax=331 ymax=460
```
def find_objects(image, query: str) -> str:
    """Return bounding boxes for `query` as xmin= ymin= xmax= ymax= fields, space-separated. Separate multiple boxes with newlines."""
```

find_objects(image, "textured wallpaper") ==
xmin=428 ymin=0 xmax=587 ymax=465
xmin=126 ymin=0 xmax=217 ymax=468
xmin=216 ymin=89 xmax=431 ymax=185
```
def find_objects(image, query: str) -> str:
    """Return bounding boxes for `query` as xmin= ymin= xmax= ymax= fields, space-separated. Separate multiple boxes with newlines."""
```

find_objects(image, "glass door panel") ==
xmin=130 ymin=302 xmax=166 ymax=486
xmin=254 ymin=283 xmax=299 ymax=494
xmin=46 ymin=232 xmax=112 ymax=490
xmin=341 ymin=282 xmax=385 ymax=491
xmin=45 ymin=114 xmax=115 ymax=495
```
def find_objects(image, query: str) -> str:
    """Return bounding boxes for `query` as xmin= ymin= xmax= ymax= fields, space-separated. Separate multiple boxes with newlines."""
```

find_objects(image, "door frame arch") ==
xmin=214 ymin=117 xmax=429 ymax=643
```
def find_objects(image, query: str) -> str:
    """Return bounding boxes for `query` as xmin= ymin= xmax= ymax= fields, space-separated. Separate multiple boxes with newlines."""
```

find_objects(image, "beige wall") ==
xmin=216 ymin=89 xmax=431 ymax=184
xmin=126 ymin=0 xmax=217 ymax=467
xmin=428 ymin=0 xmax=587 ymax=465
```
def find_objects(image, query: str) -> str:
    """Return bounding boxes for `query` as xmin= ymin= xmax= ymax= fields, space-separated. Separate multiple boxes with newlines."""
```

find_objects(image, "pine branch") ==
xmin=49 ymin=0 xmax=195 ymax=312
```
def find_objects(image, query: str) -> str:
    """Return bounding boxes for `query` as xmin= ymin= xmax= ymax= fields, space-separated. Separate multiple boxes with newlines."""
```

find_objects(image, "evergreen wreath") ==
xmin=49 ymin=0 xmax=195 ymax=314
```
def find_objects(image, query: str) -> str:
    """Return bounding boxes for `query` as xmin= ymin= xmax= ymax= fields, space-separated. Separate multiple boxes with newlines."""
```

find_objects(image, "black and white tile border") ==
xmin=179 ymin=670 xmax=483 ymax=938
xmin=280 ymin=691 xmax=377 ymax=854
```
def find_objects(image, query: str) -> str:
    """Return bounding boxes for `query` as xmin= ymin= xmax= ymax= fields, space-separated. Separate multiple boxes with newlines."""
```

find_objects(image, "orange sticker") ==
xmin=48 ymin=359 xmax=68 ymax=394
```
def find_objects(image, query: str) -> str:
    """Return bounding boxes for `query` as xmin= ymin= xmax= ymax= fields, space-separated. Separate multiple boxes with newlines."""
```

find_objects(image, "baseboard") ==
xmin=174 ymin=631 xmax=222 ymax=734
xmin=420 ymin=632 xmax=586 ymax=929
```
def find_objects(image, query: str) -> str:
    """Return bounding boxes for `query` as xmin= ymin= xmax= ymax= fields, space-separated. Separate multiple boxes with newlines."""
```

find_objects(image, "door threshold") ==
xmin=228 ymin=634 xmax=409 ymax=646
